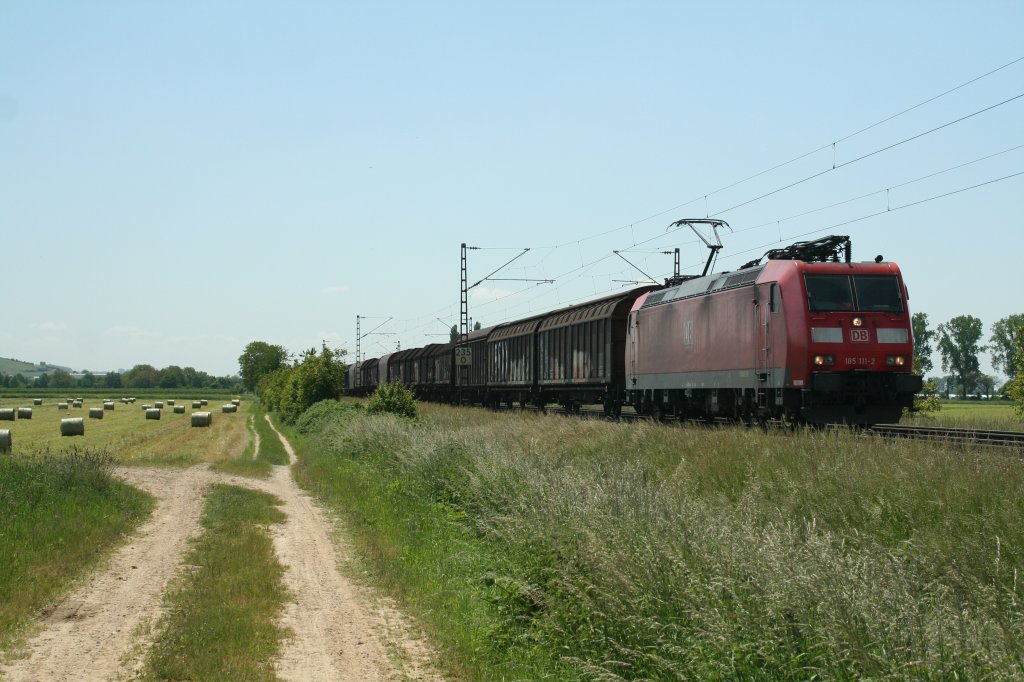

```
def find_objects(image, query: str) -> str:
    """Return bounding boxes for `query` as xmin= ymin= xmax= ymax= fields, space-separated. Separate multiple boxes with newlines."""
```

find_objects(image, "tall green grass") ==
xmin=141 ymin=484 xmax=287 ymax=681
xmin=0 ymin=448 xmax=154 ymax=647
xmin=294 ymin=403 xmax=1024 ymax=680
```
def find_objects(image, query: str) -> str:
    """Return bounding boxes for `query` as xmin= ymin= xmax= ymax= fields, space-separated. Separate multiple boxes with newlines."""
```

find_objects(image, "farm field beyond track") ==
xmin=904 ymin=398 xmax=1022 ymax=430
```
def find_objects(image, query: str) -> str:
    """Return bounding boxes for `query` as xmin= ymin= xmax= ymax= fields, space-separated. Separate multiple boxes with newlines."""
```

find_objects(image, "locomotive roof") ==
xmin=641 ymin=265 xmax=764 ymax=309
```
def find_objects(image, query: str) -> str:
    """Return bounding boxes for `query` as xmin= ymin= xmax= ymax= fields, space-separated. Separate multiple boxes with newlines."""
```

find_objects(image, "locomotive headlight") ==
xmin=814 ymin=355 xmax=835 ymax=366
xmin=886 ymin=355 xmax=906 ymax=367
xmin=852 ymin=316 xmax=864 ymax=327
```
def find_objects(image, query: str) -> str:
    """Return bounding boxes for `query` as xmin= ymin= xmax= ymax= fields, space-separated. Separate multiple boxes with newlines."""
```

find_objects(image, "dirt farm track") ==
xmin=0 ymin=416 xmax=443 ymax=682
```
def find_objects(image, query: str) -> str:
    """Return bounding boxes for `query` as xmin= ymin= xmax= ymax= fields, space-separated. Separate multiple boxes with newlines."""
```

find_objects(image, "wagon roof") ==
xmin=538 ymin=286 xmax=656 ymax=331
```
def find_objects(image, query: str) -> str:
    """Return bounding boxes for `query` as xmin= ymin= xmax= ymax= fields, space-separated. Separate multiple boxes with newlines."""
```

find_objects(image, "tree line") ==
xmin=913 ymin=312 xmax=1023 ymax=400
xmin=0 ymin=364 xmax=241 ymax=390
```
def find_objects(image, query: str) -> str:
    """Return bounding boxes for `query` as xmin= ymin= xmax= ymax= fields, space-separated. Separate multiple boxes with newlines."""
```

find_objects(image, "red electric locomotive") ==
xmin=626 ymin=234 xmax=922 ymax=425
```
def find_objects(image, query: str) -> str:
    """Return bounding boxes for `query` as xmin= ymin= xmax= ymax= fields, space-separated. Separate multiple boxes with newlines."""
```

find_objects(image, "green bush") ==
xmin=294 ymin=399 xmax=363 ymax=435
xmin=366 ymin=381 xmax=417 ymax=419
xmin=256 ymin=347 xmax=347 ymax=423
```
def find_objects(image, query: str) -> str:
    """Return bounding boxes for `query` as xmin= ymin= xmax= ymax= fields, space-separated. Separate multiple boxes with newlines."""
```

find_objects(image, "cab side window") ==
xmin=770 ymin=283 xmax=781 ymax=313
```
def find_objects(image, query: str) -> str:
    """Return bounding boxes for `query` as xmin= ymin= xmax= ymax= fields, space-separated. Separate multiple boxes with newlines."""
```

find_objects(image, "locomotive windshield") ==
xmin=805 ymin=274 xmax=903 ymax=312
xmin=852 ymin=275 xmax=903 ymax=311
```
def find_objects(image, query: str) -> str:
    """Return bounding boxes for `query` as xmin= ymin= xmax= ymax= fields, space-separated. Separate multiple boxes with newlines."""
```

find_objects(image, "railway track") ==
xmin=494 ymin=404 xmax=1024 ymax=449
xmin=867 ymin=424 xmax=1024 ymax=449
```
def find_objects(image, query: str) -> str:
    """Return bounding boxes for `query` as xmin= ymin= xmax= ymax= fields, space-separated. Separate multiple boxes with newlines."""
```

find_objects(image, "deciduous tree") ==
xmin=911 ymin=312 xmax=935 ymax=376
xmin=1006 ymin=332 xmax=1024 ymax=417
xmin=989 ymin=314 xmax=1024 ymax=379
xmin=159 ymin=365 xmax=186 ymax=389
xmin=49 ymin=369 xmax=75 ymax=388
xmin=238 ymin=341 xmax=290 ymax=392
xmin=937 ymin=315 xmax=985 ymax=399
xmin=124 ymin=364 xmax=160 ymax=389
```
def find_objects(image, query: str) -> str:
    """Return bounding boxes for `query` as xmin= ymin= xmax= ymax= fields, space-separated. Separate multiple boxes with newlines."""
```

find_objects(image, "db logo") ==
xmin=850 ymin=329 xmax=870 ymax=343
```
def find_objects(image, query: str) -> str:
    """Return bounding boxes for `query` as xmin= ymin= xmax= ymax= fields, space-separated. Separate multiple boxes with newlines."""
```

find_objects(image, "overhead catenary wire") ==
xmin=470 ymin=168 xmax=1024 ymax=324
xmin=735 ymin=143 xmax=1024 ymax=234
xmin=534 ymin=55 xmax=1024 ymax=250
xmin=715 ymin=92 xmax=1024 ymax=215
xmin=479 ymin=77 xmax=1024 ymax=309
xmin=389 ymin=150 xmax=1023 ymax=342
xmin=717 ymin=169 xmax=1024 ymax=266
xmin=363 ymin=58 xmax=1024 ymax=351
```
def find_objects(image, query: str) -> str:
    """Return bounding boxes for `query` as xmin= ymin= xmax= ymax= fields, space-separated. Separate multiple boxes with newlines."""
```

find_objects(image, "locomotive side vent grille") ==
xmin=643 ymin=266 xmax=764 ymax=308
xmin=723 ymin=271 xmax=760 ymax=288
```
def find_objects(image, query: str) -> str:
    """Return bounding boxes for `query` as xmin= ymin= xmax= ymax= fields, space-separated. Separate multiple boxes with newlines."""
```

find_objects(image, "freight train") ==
xmin=347 ymin=231 xmax=922 ymax=425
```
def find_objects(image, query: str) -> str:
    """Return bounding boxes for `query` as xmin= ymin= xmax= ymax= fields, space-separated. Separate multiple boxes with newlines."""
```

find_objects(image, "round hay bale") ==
xmin=191 ymin=401 xmax=202 ymax=409
xmin=173 ymin=405 xmax=185 ymax=414
xmin=166 ymin=399 xmax=175 ymax=406
xmin=200 ymin=399 xmax=208 ymax=406
xmin=104 ymin=402 xmax=115 ymax=410
xmin=191 ymin=411 xmax=212 ymax=427
xmin=61 ymin=418 xmax=85 ymax=436
xmin=72 ymin=400 xmax=82 ymax=408
xmin=33 ymin=398 xmax=43 ymax=405
xmin=0 ymin=429 xmax=10 ymax=454
xmin=155 ymin=401 xmax=164 ymax=409
xmin=145 ymin=408 xmax=161 ymax=420
xmin=89 ymin=407 xmax=104 ymax=419
xmin=222 ymin=404 xmax=237 ymax=413
xmin=142 ymin=404 xmax=152 ymax=410
xmin=17 ymin=408 xmax=32 ymax=420
xmin=0 ymin=408 xmax=14 ymax=421
xmin=231 ymin=398 xmax=241 ymax=406
xmin=58 ymin=402 xmax=69 ymax=410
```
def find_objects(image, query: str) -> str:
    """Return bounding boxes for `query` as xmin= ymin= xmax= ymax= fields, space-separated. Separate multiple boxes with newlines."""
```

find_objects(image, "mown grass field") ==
xmin=292 ymin=399 xmax=1024 ymax=681
xmin=0 ymin=397 xmax=249 ymax=464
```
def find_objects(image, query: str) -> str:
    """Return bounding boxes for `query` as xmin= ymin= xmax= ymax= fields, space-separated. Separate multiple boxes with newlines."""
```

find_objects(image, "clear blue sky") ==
xmin=2 ymin=2 xmax=1021 ymax=380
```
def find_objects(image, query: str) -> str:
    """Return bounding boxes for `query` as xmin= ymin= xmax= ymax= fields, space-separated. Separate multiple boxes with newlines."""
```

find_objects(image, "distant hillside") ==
xmin=0 ymin=357 xmax=74 ymax=376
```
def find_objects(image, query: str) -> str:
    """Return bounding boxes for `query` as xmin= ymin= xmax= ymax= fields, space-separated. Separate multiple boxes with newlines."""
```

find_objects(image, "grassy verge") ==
xmin=293 ymin=401 xmax=1024 ymax=680
xmin=0 ymin=448 xmax=154 ymax=648
xmin=141 ymin=484 xmax=287 ymax=681
xmin=253 ymin=407 xmax=289 ymax=465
